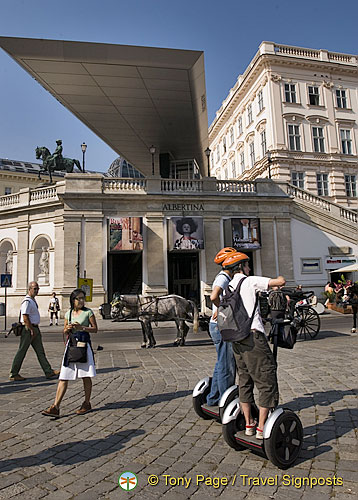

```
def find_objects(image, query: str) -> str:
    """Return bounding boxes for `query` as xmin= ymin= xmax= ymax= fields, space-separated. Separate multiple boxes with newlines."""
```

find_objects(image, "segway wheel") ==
xmin=222 ymin=410 xmax=246 ymax=451
xmin=219 ymin=387 xmax=239 ymax=421
xmin=192 ymin=380 xmax=212 ymax=420
xmin=264 ymin=410 xmax=303 ymax=469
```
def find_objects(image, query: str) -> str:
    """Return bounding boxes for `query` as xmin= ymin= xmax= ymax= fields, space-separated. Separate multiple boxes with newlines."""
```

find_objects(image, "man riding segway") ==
xmin=221 ymin=251 xmax=285 ymax=439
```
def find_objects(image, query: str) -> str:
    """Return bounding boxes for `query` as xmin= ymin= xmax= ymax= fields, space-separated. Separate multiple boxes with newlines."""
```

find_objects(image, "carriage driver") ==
xmin=206 ymin=247 xmax=237 ymax=406
xmin=51 ymin=139 xmax=63 ymax=169
xmin=221 ymin=252 xmax=285 ymax=439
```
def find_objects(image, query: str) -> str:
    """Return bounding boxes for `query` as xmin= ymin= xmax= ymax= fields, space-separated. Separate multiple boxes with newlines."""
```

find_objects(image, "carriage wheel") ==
xmin=294 ymin=306 xmax=320 ymax=339
xmin=264 ymin=410 xmax=303 ymax=469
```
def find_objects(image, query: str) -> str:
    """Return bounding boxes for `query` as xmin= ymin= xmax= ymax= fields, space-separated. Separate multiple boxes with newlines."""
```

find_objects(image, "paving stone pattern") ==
xmin=0 ymin=316 xmax=357 ymax=499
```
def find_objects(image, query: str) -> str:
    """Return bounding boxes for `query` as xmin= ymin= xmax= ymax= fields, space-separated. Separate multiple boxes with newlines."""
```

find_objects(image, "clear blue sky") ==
xmin=1 ymin=0 xmax=357 ymax=172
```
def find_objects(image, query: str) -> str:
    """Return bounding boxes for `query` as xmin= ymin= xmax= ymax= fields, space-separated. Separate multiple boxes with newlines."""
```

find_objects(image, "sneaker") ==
xmin=76 ymin=402 xmax=92 ymax=415
xmin=9 ymin=374 xmax=26 ymax=381
xmin=49 ymin=323 xmax=53 ymax=326
xmin=245 ymin=421 xmax=257 ymax=436
xmin=256 ymin=427 xmax=264 ymax=440
xmin=42 ymin=405 xmax=60 ymax=418
xmin=46 ymin=370 xmax=60 ymax=379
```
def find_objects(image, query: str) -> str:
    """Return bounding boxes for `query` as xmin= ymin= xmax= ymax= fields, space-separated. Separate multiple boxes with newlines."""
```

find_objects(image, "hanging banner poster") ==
xmin=232 ymin=218 xmax=261 ymax=250
xmin=109 ymin=217 xmax=143 ymax=251
xmin=169 ymin=216 xmax=204 ymax=250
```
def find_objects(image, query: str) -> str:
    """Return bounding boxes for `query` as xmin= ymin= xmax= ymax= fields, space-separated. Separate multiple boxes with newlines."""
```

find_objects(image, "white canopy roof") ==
xmin=330 ymin=263 xmax=358 ymax=273
xmin=0 ymin=37 xmax=209 ymax=177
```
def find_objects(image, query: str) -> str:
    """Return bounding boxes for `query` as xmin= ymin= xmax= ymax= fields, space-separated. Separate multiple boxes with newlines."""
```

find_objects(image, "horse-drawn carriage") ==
xmin=110 ymin=293 xmax=199 ymax=348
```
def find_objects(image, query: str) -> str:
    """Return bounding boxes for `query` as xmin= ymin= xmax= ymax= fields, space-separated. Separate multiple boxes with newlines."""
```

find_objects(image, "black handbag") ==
xmin=67 ymin=311 xmax=90 ymax=363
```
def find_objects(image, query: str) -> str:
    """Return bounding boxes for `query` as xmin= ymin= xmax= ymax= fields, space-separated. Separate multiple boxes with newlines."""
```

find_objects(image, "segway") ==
xmin=221 ymin=319 xmax=303 ymax=469
xmin=192 ymin=377 xmax=239 ymax=422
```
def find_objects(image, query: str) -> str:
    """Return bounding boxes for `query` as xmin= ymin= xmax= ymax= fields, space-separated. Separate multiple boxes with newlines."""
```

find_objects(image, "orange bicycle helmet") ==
xmin=222 ymin=251 xmax=249 ymax=270
xmin=214 ymin=247 xmax=236 ymax=265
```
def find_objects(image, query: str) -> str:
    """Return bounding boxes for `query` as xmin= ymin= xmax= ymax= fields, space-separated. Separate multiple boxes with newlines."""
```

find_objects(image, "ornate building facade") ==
xmin=209 ymin=42 xmax=358 ymax=209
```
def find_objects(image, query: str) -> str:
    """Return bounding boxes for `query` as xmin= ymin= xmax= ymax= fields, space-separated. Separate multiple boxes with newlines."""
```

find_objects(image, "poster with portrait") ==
xmin=109 ymin=217 xmax=143 ymax=251
xmin=169 ymin=217 xmax=204 ymax=250
xmin=231 ymin=218 xmax=261 ymax=250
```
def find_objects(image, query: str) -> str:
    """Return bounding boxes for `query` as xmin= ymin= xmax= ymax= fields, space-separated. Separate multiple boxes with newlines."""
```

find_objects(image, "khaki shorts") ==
xmin=233 ymin=330 xmax=279 ymax=408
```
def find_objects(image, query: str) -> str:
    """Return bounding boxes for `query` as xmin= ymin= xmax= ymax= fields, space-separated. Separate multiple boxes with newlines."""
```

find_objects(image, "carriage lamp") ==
xmin=81 ymin=142 xmax=87 ymax=173
xmin=204 ymin=147 xmax=211 ymax=177
xmin=149 ymin=145 xmax=156 ymax=176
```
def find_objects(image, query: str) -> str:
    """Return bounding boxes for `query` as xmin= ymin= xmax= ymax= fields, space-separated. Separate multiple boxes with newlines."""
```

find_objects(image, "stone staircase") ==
xmin=286 ymin=184 xmax=357 ymax=243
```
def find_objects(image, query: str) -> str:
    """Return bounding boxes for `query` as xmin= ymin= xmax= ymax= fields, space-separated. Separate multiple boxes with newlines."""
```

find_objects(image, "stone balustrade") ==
xmin=161 ymin=179 xmax=203 ymax=192
xmin=0 ymin=192 xmax=20 ymax=207
xmin=30 ymin=186 xmax=58 ymax=202
xmin=287 ymin=183 xmax=357 ymax=223
xmin=216 ymin=180 xmax=256 ymax=193
xmin=103 ymin=178 xmax=147 ymax=192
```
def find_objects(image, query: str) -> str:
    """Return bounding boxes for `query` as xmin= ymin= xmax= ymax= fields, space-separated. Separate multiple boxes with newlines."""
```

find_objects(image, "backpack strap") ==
xmin=234 ymin=276 xmax=259 ymax=329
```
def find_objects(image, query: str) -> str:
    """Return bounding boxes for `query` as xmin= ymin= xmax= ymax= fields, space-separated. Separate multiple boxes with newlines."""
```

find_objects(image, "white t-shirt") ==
xmin=229 ymin=273 xmax=270 ymax=334
xmin=20 ymin=296 xmax=40 ymax=325
xmin=210 ymin=271 xmax=232 ymax=323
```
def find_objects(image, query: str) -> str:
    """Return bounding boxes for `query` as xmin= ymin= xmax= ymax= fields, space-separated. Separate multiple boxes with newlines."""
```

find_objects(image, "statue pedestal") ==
xmin=37 ymin=273 xmax=49 ymax=286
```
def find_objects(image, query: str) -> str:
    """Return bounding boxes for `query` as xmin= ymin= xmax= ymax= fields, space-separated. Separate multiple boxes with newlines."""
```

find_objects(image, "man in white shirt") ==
xmin=222 ymin=252 xmax=285 ymax=439
xmin=9 ymin=282 xmax=59 ymax=381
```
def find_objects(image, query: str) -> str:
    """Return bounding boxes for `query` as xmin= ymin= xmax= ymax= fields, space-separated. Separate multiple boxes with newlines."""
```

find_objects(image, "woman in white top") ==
xmin=42 ymin=288 xmax=98 ymax=418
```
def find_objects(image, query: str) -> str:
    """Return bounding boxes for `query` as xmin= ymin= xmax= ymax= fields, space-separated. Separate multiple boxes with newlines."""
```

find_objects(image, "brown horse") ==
xmin=110 ymin=294 xmax=199 ymax=347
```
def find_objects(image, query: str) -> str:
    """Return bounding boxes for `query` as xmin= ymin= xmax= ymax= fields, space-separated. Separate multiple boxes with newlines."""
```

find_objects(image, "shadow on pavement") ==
xmin=96 ymin=365 xmax=139 ymax=374
xmin=96 ymin=389 xmax=192 ymax=411
xmin=296 ymin=329 xmax=351 ymax=341
xmin=284 ymin=388 xmax=358 ymax=412
xmin=0 ymin=428 xmax=145 ymax=473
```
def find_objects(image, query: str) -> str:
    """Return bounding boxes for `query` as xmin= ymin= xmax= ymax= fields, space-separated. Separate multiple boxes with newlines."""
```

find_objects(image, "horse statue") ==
xmin=110 ymin=294 xmax=199 ymax=348
xmin=335 ymin=282 xmax=358 ymax=333
xmin=35 ymin=146 xmax=82 ymax=183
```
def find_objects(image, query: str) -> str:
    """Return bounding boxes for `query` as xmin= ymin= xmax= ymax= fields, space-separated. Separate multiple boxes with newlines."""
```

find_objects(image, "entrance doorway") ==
xmin=168 ymin=252 xmax=200 ymax=306
xmin=107 ymin=252 xmax=142 ymax=300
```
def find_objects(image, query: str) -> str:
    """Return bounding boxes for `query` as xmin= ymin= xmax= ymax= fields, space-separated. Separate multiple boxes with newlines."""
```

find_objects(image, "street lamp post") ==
xmin=149 ymin=145 xmax=156 ymax=176
xmin=204 ymin=147 xmax=211 ymax=177
xmin=266 ymin=150 xmax=272 ymax=179
xmin=81 ymin=142 xmax=87 ymax=173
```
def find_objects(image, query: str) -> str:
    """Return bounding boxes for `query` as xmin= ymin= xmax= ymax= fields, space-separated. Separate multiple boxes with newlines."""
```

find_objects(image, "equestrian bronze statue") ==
xmin=35 ymin=140 xmax=82 ymax=183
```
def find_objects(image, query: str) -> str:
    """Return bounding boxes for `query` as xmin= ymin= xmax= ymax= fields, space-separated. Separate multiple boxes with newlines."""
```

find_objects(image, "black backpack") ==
xmin=217 ymin=276 xmax=258 ymax=342
xmin=269 ymin=318 xmax=298 ymax=354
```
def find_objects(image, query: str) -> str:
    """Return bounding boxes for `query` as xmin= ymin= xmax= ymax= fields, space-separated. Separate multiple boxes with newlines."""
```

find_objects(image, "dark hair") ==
xmin=69 ymin=288 xmax=85 ymax=309
xmin=175 ymin=217 xmax=198 ymax=235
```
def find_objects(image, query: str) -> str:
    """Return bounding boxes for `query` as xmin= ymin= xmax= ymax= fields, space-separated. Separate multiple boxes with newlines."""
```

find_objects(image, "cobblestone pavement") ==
xmin=0 ymin=314 xmax=357 ymax=500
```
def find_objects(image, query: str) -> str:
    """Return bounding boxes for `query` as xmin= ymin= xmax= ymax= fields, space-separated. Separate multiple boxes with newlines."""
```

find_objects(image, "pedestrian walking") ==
xmin=9 ymin=282 xmax=60 ymax=381
xmin=42 ymin=288 xmax=98 ymax=418
xmin=48 ymin=292 xmax=60 ymax=326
